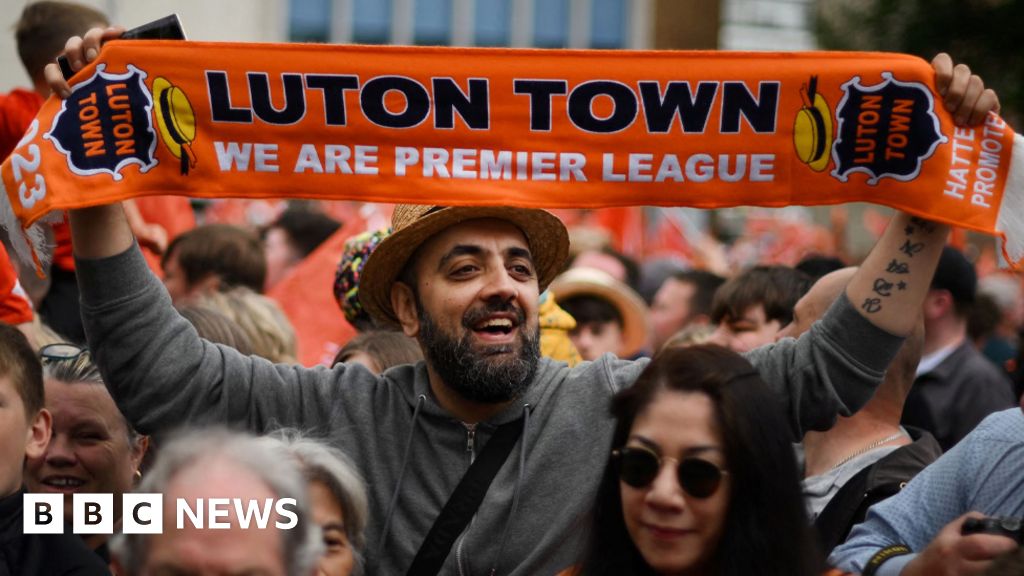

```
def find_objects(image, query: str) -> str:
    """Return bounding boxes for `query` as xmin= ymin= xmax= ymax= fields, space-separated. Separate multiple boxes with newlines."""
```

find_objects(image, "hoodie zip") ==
xmin=457 ymin=423 xmax=477 ymax=576
xmin=465 ymin=424 xmax=477 ymax=464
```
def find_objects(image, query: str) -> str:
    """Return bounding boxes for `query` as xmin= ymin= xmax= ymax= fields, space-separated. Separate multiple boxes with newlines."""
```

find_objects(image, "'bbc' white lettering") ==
xmin=23 ymin=493 xmax=63 ymax=534
xmin=176 ymin=498 xmax=298 ymax=530
xmin=73 ymin=493 xmax=113 ymax=534
xmin=22 ymin=493 xmax=299 ymax=534
xmin=122 ymin=493 xmax=163 ymax=534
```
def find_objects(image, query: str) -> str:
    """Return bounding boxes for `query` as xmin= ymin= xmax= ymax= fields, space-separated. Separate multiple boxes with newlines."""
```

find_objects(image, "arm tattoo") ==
xmin=862 ymin=298 xmax=883 ymax=313
xmin=886 ymin=259 xmax=910 ymax=274
xmin=873 ymin=278 xmax=894 ymax=297
xmin=900 ymin=239 xmax=924 ymax=258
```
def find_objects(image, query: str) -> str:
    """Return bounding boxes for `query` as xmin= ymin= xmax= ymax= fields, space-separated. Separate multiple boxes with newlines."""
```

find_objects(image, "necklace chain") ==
xmin=829 ymin=431 xmax=905 ymax=471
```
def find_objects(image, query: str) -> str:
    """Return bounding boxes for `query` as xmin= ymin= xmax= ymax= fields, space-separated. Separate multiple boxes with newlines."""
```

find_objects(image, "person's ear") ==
xmin=24 ymin=408 xmax=51 ymax=461
xmin=190 ymin=273 xmax=223 ymax=296
xmin=923 ymin=289 xmax=952 ymax=320
xmin=392 ymin=282 xmax=420 ymax=338
xmin=130 ymin=435 xmax=150 ymax=477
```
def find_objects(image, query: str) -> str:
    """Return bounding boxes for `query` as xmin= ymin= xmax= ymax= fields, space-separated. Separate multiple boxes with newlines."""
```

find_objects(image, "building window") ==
xmin=415 ymin=0 xmax=453 ymax=44
xmin=290 ymin=0 xmax=332 ymax=42
xmin=354 ymin=0 xmax=392 ymax=44
xmin=533 ymin=0 xmax=569 ymax=47
xmin=591 ymin=0 xmax=626 ymax=48
xmin=475 ymin=0 xmax=511 ymax=46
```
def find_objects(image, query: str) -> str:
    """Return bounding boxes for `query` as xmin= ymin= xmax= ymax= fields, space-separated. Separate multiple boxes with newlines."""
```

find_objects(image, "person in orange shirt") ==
xmin=2 ymin=3 xmax=110 ymax=342
xmin=1 ymin=2 xmax=108 ymax=160
xmin=5 ymin=3 xmax=194 ymax=342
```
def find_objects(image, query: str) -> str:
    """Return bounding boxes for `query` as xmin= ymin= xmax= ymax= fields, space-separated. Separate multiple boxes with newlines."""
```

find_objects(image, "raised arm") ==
xmin=743 ymin=209 xmax=947 ymax=437
xmin=69 ymin=204 xmax=133 ymax=258
xmin=843 ymin=52 xmax=996 ymax=337
xmin=744 ymin=54 xmax=997 ymax=436
xmin=70 ymin=224 xmax=372 ymax=435
xmin=844 ymin=211 xmax=948 ymax=336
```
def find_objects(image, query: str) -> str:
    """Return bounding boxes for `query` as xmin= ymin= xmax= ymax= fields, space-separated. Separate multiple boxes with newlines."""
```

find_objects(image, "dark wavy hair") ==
xmin=711 ymin=265 xmax=811 ymax=327
xmin=575 ymin=345 xmax=821 ymax=576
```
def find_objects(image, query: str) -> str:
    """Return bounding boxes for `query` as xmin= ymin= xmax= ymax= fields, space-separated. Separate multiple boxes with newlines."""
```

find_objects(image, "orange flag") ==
xmin=2 ymin=42 xmax=1022 ymax=266
xmin=267 ymin=227 xmax=356 ymax=366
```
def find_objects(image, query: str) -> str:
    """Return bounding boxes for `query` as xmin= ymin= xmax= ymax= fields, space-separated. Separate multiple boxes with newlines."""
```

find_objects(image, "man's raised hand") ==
xmin=931 ymin=53 xmax=999 ymax=127
xmin=43 ymin=26 xmax=124 ymax=98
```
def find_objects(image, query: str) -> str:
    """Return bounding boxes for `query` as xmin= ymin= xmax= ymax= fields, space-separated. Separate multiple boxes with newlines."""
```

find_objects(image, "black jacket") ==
xmin=814 ymin=427 xmax=942 ymax=554
xmin=0 ymin=490 xmax=109 ymax=576
xmin=903 ymin=341 xmax=1016 ymax=450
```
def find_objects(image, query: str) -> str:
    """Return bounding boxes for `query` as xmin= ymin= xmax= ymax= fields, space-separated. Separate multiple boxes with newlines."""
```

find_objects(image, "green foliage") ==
xmin=815 ymin=0 xmax=1023 ymax=121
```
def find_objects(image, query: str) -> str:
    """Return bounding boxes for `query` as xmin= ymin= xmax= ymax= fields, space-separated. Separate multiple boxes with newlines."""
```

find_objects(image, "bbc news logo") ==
xmin=23 ymin=494 xmax=298 ymax=534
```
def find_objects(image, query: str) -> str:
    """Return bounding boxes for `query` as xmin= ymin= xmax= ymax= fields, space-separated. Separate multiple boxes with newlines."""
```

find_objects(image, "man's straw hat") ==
xmin=548 ymin=267 xmax=650 ymax=358
xmin=360 ymin=205 xmax=569 ymax=326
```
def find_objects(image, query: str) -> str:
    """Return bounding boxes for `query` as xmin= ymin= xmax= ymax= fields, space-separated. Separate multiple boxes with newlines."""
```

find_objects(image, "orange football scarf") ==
xmin=2 ymin=42 xmax=1022 ymax=267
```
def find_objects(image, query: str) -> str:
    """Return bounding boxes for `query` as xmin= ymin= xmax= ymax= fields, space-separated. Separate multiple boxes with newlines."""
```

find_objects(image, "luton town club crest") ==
xmin=44 ymin=64 xmax=158 ymax=181
xmin=831 ymin=72 xmax=947 ymax=185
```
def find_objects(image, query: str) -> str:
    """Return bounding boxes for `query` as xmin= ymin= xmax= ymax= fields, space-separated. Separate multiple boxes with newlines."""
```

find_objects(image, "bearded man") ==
xmin=71 ymin=199 xmax=951 ymax=576
xmin=54 ymin=28 xmax=997 ymax=574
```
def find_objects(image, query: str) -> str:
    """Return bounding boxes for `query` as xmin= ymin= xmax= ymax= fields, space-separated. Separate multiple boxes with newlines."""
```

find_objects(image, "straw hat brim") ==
xmin=361 ymin=207 xmax=569 ymax=327
xmin=549 ymin=268 xmax=650 ymax=357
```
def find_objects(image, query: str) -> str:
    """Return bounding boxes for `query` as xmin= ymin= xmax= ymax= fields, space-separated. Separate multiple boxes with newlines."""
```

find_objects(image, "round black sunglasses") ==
xmin=612 ymin=445 xmax=728 ymax=499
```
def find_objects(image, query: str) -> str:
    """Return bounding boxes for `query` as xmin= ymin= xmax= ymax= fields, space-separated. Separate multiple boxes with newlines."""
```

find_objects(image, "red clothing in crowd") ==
xmin=0 ymin=241 xmax=33 ymax=325
xmin=0 ymin=88 xmax=43 ymax=161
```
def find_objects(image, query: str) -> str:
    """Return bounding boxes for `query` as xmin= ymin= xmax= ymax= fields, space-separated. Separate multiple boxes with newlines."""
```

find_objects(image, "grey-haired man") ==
xmin=110 ymin=429 xmax=321 ymax=576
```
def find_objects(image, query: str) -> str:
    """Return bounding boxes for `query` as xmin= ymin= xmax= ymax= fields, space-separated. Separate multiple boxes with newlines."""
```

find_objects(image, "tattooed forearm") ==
xmin=847 ymin=212 xmax=948 ymax=332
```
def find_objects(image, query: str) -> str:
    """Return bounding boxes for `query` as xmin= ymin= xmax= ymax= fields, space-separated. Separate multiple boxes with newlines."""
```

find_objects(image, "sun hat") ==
xmin=548 ymin=267 xmax=651 ymax=358
xmin=360 ymin=205 xmax=570 ymax=326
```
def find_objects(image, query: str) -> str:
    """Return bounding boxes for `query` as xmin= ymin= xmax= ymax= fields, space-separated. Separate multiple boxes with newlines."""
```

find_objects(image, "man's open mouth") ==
xmin=473 ymin=317 xmax=516 ymax=335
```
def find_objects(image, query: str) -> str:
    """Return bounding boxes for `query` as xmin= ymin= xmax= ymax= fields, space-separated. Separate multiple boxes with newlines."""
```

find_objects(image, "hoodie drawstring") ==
xmin=378 ymin=393 xmax=426 ymax=556
xmin=489 ymin=403 xmax=531 ymax=576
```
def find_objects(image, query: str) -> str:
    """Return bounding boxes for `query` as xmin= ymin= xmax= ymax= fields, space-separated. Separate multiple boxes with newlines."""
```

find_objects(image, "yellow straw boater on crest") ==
xmin=153 ymin=76 xmax=197 ymax=174
xmin=793 ymin=75 xmax=835 ymax=172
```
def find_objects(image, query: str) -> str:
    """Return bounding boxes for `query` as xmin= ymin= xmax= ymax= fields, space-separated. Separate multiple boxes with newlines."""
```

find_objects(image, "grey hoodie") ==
xmin=77 ymin=246 xmax=903 ymax=576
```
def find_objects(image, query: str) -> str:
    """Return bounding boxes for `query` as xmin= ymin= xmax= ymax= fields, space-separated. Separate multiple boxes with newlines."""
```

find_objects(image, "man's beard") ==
xmin=418 ymin=301 xmax=540 ymax=404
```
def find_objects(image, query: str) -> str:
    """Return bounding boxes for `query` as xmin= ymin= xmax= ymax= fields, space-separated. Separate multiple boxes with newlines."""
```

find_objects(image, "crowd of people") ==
xmin=1 ymin=2 xmax=1022 ymax=576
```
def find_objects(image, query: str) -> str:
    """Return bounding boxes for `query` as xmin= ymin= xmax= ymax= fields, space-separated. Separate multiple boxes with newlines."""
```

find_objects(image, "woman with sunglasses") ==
xmin=569 ymin=345 xmax=821 ymax=576
xmin=24 ymin=343 xmax=150 ymax=565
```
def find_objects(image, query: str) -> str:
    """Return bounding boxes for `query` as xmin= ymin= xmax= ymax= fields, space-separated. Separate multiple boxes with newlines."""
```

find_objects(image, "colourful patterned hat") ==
xmin=334 ymin=228 xmax=390 ymax=330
